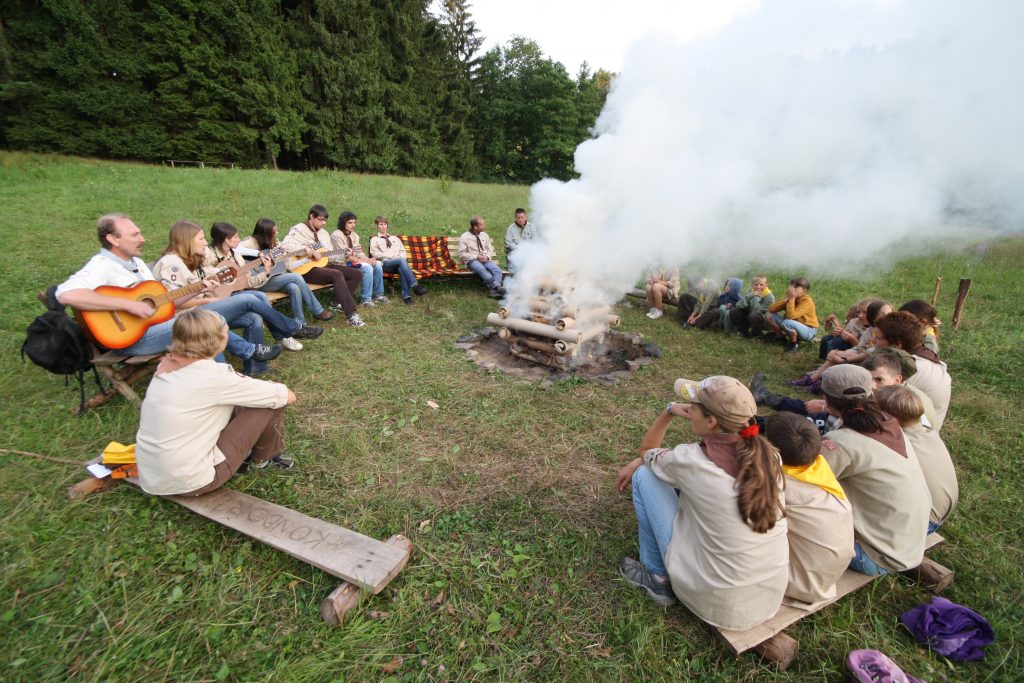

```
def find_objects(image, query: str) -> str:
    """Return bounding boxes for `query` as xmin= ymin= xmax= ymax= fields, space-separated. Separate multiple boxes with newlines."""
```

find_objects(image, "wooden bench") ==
xmin=717 ymin=533 xmax=953 ymax=669
xmin=379 ymin=235 xmax=509 ymax=283
xmin=79 ymin=349 xmax=164 ymax=414
xmin=68 ymin=468 xmax=412 ymax=623
xmin=627 ymin=288 xmax=679 ymax=307
xmin=261 ymin=282 xmax=332 ymax=306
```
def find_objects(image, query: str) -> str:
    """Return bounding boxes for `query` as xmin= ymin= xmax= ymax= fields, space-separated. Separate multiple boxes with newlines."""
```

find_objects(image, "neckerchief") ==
xmin=783 ymin=455 xmax=846 ymax=499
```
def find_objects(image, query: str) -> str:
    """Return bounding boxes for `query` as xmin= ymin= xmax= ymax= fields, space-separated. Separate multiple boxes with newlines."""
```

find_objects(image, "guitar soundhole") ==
xmin=139 ymin=296 xmax=157 ymax=311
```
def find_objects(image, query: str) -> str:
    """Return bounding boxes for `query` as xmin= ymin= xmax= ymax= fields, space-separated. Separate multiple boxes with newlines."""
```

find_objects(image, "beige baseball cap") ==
xmin=674 ymin=376 xmax=757 ymax=431
xmin=821 ymin=364 xmax=873 ymax=399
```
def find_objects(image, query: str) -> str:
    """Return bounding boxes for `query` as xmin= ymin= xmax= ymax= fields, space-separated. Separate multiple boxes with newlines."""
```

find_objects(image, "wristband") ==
xmin=666 ymin=402 xmax=675 ymax=416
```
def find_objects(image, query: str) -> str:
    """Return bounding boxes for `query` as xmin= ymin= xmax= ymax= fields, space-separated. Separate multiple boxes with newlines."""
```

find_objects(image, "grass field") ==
xmin=1 ymin=151 xmax=1021 ymax=681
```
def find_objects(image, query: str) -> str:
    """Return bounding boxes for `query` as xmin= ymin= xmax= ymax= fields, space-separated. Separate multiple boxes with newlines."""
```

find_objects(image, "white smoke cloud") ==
xmin=507 ymin=0 xmax=1024 ymax=313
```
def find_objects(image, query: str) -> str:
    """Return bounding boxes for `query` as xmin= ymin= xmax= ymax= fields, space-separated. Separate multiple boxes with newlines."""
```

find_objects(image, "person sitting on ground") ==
xmin=280 ymin=204 xmax=366 ymax=327
xmin=819 ymin=365 xmax=931 ymax=575
xmin=153 ymin=221 xmax=323 ymax=374
xmin=331 ymin=211 xmax=388 ymax=307
xmin=207 ymin=221 xmax=331 ymax=352
xmin=367 ymin=216 xmax=428 ymax=305
xmin=56 ymin=213 xmax=282 ymax=374
xmin=789 ymin=300 xmax=893 ymax=390
xmin=644 ymin=265 xmax=680 ymax=320
xmin=765 ymin=413 xmax=854 ymax=608
xmin=727 ymin=275 xmax=775 ymax=336
xmin=819 ymin=299 xmax=874 ymax=360
xmin=239 ymin=218 xmax=334 ymax=326
xmin=875 ymin=385 xmax=958 ymax=533
xmin=874 ymin=311 xmax=952 ymax=429
xmin=765 ymin=276 xmax=819 ymax=353
xmin=750 ymin=347 xmax=936 ymax=436
xmin=615 ymin=376 xmax=788 ymax=630
xmin=135 ymin=308 xmax=297 ymax=496
xmin=457 ymin=216 xmax=504 ymax=299
xmin=899 ymin=299 xmax=941 ymax=353
xmin=692 ymin=277 xmax=742 ymax=330
xmin=504 ymin=208 xmax=536 ymax=273
xmin=675 ymin=276 xmax=721 ymax=328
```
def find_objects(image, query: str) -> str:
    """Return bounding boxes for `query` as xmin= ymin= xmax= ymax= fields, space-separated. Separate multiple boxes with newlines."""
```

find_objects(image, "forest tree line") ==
xmin=0 ymin=0 xmax=611 ymax=183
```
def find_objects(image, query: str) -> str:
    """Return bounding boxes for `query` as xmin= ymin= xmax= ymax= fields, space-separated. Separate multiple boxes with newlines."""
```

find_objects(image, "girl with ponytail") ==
xmin=819 ymin=365 xmax=931 ymax=575
xmin=615 ymin=376 xmax=788 ymax=631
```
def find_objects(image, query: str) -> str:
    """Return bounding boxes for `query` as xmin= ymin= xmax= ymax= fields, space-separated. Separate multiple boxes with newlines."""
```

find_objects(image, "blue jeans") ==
xmin=819 ymin=334 xmax=853 ymax=359
xmin=467 ymin=259 xmax=503 ymax=289
xmin=631 ymin=466 xmax=679 ymax=577
xmin=260 ymin=273 xmax=325 ymax=325
xmin=382 ymin=258 xmax=418 ymax=299
xmin=770 ymin=313 xmax=817 ymax=341
xmin=849 ymin=541 xmax=890 ymax=576
xmin=355 ymin=262 xmax=385 ymax=302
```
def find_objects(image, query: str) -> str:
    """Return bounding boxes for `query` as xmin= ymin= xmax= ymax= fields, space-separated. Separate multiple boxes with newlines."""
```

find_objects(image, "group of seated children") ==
xmin=616 ymin=367 xmax=956 ymax=631
xmin=645 ymin=270 xmax=821 ymax=353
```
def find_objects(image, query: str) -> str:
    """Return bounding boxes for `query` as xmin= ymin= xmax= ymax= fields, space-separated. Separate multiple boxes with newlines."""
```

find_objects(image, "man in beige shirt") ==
xmin=457 ymin=216 xmax=504 ymax=299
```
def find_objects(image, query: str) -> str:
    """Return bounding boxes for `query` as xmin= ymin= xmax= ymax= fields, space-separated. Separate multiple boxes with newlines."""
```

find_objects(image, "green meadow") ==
xmin=1 ymin=152 xmax=1021 ymax=681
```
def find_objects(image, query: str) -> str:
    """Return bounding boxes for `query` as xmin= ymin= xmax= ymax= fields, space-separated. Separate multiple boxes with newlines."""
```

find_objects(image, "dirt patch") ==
xmin=455 ymin=327 xmax=661 ymax=385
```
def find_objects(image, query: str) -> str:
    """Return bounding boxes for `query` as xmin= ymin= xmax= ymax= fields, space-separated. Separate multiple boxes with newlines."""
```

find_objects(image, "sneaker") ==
xmin=784 ymin=341 xmax=800 ymax=353
xmin=618 ymin=557 xmax=677 ymax=607
xmin=248 ymin=366 xmax=276 ymax=378
xmin=360 ymin=299 xmax=375 ymax=308
xmin=487 ymin=288 xmax=503 ymax=300
xmin=412 ymin=284 xmax=428 ymax=296
xmin=329 ymin=302 xmax=347 ymax=312
xmin=280 ymin=337 xmax=303 ymax=352
xmin=251 ymin=454 xmax=295 ymax=470
xmin=373 ymin=294 xmax=390 ymax=304
xmin=315 ymin=310 xmax=335 ymax=321
xmin=403 ymin=297 xmax=413 ymax=305
xmin=846 ymin=649 xmax=924 ymax=683
xmin=749 ymin=372 xmax=770 ymax=405
xmin=646 ymin=307 xmax=664 ymax=320
xmin=292 ymin=325 xmax=324 ymax=339
xmin=251 ymin=343 xmax=282 ymax=362
xmin=347 ymin=313 xmax=367 ymax=328
xmin=786 ymin=374 xmax=814 ymax=387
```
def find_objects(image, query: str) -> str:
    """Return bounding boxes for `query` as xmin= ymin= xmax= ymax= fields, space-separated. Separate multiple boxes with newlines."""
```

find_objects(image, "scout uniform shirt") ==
xmin=902 ymin=423 xmax=958 ymax=525
xmin=822 ymin=422 xmax=931 ymax=571
xmin=643 ymin=441 xmax=789 ymax=630
xmin=368 ymin=233 xmax=408 ymax=261
xmin=781 ymin=456 xmax=855 ymax=609
xmin=456 ymin=230 xmax=496 ymax=265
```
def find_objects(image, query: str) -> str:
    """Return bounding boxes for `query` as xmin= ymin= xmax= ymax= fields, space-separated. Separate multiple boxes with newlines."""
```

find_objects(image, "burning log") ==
xmin=553 ymin=340 xmax=578 ymax=355
xmin=579 ymin=323 xmax=608 ymax=344
xmin=504 ymin=333 xmax=578 ymax=357
xmin=575 ymin=304 xmax=612 ymax=322
xmin=497 ymin=327 xmax=512 ymax=339
xmin=486 ymin=312 xmax=581 ymax=343
xmin=603 ymin=314 xmax=621 ymax=327
xmin=556 ymin=316 xmax=576 ymax=330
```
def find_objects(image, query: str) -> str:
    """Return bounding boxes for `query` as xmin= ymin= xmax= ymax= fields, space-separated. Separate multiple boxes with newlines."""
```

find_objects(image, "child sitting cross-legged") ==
xmin=765 ymin=413 xmax=854 ymax=608
xmin=874 ymin=385 xmax=958 ymax=533
xmin=727 ymin=275 xmax=775 ymax=337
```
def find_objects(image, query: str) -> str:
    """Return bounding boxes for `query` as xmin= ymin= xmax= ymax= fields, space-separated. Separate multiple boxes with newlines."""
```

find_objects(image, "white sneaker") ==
xmin=280 ymin=337 xmax=303 ymax=351
xmin=373 ymin=295 xmax=390 ymax=304
xmin=646 ymin=308 xmax=664 ymax=320
xmin=347 ymin=314 xmax=367 ymax=328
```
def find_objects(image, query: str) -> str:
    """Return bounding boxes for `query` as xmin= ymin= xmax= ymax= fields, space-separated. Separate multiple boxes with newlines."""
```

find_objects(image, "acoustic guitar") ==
xmin=78 ymin=266 xmax=236 ymax=349
xmin=287 ymin=242 xmax=353 ymax=275
xmin=211 ymin=246 xmax=291 ymax=298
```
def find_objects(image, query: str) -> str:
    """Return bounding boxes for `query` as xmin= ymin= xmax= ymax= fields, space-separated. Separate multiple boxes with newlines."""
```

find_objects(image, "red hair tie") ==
xmin=739 ymin=423 xmax=760 ymax=439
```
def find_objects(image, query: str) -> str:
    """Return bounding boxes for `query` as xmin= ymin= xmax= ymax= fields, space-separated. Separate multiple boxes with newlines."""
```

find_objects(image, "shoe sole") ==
xmin=618 ymin=566 xmax=677 ymax=607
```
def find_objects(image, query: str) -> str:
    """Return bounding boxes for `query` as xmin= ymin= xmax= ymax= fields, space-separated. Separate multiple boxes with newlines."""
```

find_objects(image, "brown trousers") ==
xmin=182 ymin=405 xmax=286 ymax=496
xmin=302 ymin=264 xmax=361 ymax=315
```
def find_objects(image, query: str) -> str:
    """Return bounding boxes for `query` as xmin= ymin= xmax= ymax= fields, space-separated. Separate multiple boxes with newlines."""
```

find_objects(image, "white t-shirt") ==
xmin=56 ymin=250 xmax=153 ymax=295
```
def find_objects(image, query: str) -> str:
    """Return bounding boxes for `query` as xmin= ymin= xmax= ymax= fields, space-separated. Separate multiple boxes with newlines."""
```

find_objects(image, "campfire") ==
xmin=457 ymin=279 xmax=660 ymax=384
xmin=485 ymin=280 xmax=620 ymax=368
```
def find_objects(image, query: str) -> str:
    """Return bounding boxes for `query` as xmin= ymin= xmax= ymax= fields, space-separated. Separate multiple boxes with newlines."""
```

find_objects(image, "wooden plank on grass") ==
xmin=717 ymin=533 xmax=944 ymax=654
xmin=167 ymin=487 xmax=410 ymax=593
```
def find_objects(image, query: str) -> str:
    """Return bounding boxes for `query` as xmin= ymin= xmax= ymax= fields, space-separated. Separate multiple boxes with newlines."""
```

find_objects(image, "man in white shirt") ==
xmin=504 ymin=208 xmax=536 ymax=273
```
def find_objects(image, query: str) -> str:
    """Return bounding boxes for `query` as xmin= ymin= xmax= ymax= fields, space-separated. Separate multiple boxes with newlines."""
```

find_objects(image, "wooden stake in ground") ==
xmin=951 ymin=278 xmax=972 ymax=331
xmin=931 ymin=277 xmax=942 ymax=307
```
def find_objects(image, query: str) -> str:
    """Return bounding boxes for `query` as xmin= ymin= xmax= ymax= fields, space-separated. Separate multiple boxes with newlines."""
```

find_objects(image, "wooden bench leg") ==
xmin=752 ymin=631 xmax=799 ymax=670
xmin=903 ymin=557 xmax=955 ymax=594
xmin=319 ymin=534 xmax=413 ymax=625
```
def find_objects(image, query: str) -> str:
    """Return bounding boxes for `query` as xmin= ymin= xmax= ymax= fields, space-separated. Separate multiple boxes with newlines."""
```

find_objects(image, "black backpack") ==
xmin=22 ymin=286 xmax=104 ymax=414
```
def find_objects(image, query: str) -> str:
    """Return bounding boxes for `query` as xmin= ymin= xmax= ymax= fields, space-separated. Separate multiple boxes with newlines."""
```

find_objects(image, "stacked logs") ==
xmin=486 ymin=282 xmax=620 ymax=367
